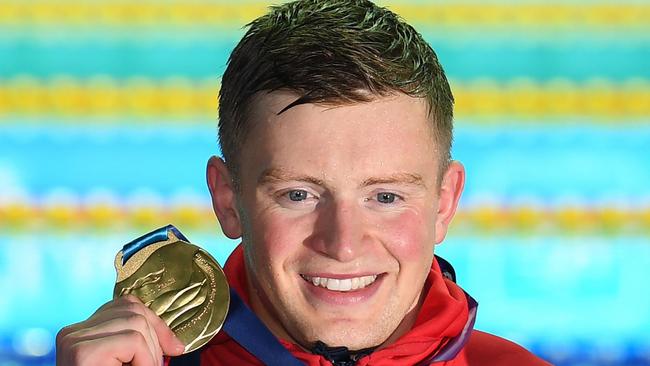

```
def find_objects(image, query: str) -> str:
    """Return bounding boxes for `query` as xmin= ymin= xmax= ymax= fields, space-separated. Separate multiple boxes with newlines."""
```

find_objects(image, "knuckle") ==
xmin=67 ymin=342 xmax=90 ymax=364
xmin=56 ymin=326 xmax=71 ymax=344
xmin=125 ymin=329 xmax=148 ymax=346
xmin=125 ymin=313 xmax=149 ymax=331
xmin=56 ymin=325 xmax=80 ymax=350
xmin=122 ymin=294 xmax=143 ymax=304
xmin=124 ymin=300 xmax=147 ymax=315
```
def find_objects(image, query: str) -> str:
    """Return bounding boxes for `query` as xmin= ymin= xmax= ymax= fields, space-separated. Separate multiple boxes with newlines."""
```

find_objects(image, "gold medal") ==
xmin=114 ymin=228 xmax=229 ymax=353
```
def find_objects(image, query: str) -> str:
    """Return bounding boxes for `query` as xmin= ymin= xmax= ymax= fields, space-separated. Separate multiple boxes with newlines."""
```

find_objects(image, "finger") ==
xmin=146 ymin=309 xmax=185 ymax=356
xmin=70 ymin=305 xmax=148 ymax=330
xmin=107 ymin=296 xmax=164 ymax=359
xmin=118 ymin=295 xmax=185 ymax=356
xmin=66 ymin=312 xmax=161 ymax=363
xmin=63 ymin=330 xmax=157 ymax=366
xmin=78 ymin=295 xmax=183 ymax=357
xmin=57 ymin=299 xmax=126 ymax=340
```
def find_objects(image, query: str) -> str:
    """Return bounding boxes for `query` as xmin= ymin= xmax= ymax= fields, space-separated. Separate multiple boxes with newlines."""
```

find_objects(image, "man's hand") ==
xmin=56 ymin=295 xmax=185 ymax=366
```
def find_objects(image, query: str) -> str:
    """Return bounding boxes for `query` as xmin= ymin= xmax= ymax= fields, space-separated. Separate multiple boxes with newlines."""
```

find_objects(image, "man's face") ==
xmin=208 ymin=91 xmax=463 ymax=350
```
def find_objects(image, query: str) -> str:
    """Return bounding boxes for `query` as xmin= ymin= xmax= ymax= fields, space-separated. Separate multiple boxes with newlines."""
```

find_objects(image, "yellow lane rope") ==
xmin=0 ymin=2 xmax=648 ymax=28
xmin=1 ymin=202 xmax=648 ymax=235
xmin=0 ymin=77 xmax=648 ymax=118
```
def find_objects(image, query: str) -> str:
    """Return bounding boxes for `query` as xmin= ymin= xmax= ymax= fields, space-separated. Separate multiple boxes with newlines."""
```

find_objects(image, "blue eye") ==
xmin=377 ymin=192 xmax=396 ymax=204
xmin=288 ymin=190 xmax=309 ymax=201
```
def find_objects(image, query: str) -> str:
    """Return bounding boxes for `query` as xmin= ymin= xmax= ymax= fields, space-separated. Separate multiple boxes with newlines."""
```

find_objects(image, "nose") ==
xmin=307 ymin=199 xmax=365 ymax=262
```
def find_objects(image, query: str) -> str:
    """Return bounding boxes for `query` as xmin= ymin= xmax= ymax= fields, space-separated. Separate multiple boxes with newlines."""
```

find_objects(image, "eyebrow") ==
xmin=360 ymin=173 xmax=426 ymax=188
xmin=258 ymin=168 xmax=326 ymax=186
xmin=258 ymin=168 xmax=425 ymax=188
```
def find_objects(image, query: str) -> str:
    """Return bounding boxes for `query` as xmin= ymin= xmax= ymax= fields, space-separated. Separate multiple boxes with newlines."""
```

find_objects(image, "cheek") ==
xmin=249 ymin=209 xmax=314 ymax=265
xmin=377 ymin=209 xmax=434 ymax=262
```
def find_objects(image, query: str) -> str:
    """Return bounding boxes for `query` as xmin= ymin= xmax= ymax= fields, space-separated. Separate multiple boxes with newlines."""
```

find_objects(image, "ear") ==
xmin=206 ymin=156 xmax=242 ymax=239
xmin=434 ymin=161 xmax=465 ymax=244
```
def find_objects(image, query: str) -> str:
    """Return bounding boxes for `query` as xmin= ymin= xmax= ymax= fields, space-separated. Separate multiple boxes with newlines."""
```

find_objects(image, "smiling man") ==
xmin=210 ymin=92 xmax=460 ymax=356
xmin=56 ymin=0 xmax=549 ymax=365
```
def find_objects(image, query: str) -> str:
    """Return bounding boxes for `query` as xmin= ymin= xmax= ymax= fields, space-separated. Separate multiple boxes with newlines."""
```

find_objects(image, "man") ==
xmin=56 ymin=0 xmax=550 ymax=365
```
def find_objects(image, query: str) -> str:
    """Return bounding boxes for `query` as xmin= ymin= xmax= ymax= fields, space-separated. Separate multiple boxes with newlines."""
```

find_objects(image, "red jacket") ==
xmin=171 ymin=246 xmax=550 ymax=366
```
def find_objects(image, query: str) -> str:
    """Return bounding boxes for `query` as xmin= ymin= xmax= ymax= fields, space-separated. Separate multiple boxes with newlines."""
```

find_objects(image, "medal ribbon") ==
xmin=223 ymin=288 xmax=305 ymax=366
xmin=121 ymin=224 xmax=189 ymax=264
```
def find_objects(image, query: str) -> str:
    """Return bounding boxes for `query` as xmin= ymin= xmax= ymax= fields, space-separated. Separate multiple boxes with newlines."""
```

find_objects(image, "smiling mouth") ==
xmin=300 ymin=274 xmax=379 ymax=292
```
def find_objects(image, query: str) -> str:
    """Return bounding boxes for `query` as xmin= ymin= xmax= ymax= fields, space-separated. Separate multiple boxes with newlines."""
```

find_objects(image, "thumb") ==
xmin=120 ymin=295 xmax=186 ymax=356
xmin=156 ymin=324 xmax=185 ymax=356
xmin=147 ymin=313 xmax=185 ymax=356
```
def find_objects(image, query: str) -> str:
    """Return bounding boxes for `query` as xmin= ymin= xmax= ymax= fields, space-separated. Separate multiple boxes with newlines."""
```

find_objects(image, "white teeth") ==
xmin=364 ymin=276 xmax=375 ymax=286
xmin=326 ymin=279 xmax=340 ymax=291
xmin=302 ymin=274 xmax=378 ymax=292
xmin=339 ymin=279 xmax=352 ymax=291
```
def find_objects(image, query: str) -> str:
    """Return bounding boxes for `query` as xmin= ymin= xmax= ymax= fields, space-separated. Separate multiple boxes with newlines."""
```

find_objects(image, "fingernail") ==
xmin=174 ymin=337 xmax=186 ymax=353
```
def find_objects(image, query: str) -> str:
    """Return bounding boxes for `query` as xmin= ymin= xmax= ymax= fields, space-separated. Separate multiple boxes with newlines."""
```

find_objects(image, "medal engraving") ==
xmin=114 ymin=229 xmax=229 ymax=353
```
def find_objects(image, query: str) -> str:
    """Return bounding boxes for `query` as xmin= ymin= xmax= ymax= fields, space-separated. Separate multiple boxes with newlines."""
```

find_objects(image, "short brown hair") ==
xmin=218 ymin=0 xmax=454 ymax=185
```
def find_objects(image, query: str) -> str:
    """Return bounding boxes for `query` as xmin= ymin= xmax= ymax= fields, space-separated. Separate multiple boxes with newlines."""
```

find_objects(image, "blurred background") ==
xmin=0 ymin=1 xmax=649 ymax=365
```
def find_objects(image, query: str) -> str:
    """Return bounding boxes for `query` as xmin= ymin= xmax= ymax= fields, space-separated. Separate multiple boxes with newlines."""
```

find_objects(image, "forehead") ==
xmin=239 ymin=91 xmax=440 ymax=185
